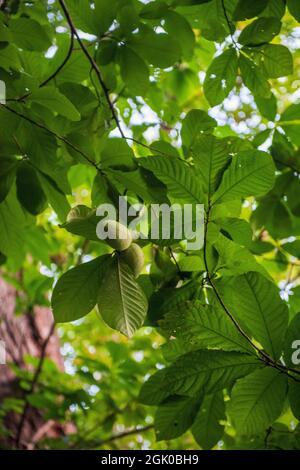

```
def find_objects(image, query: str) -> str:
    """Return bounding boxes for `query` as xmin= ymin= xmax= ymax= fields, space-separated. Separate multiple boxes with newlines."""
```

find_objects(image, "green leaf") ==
xmin=66 ymin=0 xmax=117 ymax=36
xmin=129 ymin=25 xmax=181 ymax=68
xmin=233 ymin=0 xmax=268 ymax=20
xmin=283 ymin=313 xmax=300 ymax=368
xmin=101 ymin=138 xmax=135 ymax=169
xmin=140 ymin=156 xmax=203 ymax=203
xmin=37 ymin=172 xmax=70 ymax=223
xmin=287 ymin=0 xmax=300 ymax=22
xmin=288 ymin=381 xmax=300 ymax=420
xmin=239 ymin=54 xmax=271 ymax=98
xmin=0 ymin=187 xmax=31 ymax=265
xmin=61 ymin=205 xmax=99 ymax=241
xmin=118 ymin=46 xmax=149 ymax=96
xmin=181 ymin=109 xmax=216 ymax=150
xmin=219 ymin=271 xmax=289 ymax=360
xmin=0 ymin=156 xmax=18 ymax=203
xmin=255 ymin=93 xmax=277 ymax=121
xmin=164 ymin=11 xmax=195 ymax=60
xmin=204 ymin=48 xmax=238 ymax=107
xmin=282 ymin=240 xmax=300 ymax=258
xmin=161 ymin=301 xmax=252 ymax=353
xmin=139 ymin=350 xmax=261 ymax=405
xmin=51 ymin=256 xmax=109 ymax=323
xmin=97 ymin=255 xmax=148 ymax=337
xmin=0 ymin=44 xmax=20 ymax=71
xmin=212 ymin=150 xmax=275 ymax=205
xmin=213 ymin=234 xmax=269 ymax=277
xmin=30 ymin=87 xmax=81 ymax=121
xmin=228 ymin=368 xmax=287 ymax=435
xmin=10 ymin=18 xmax=51 ymax=51
xmin=191 ymin=135 xmax=230 ymax=198
xmin=16 ymin=163 xmax=47 ymax=215
xmin=192 ymin=392 xmax=225 ymax=449
xmin=217 ymin=217 xmax=253 ymax=247
xmin=259 ymin=45 xmax=293 ymax=78
xmin=239 ymin=17 xmax=281 ymax=46
xmin=155 ymin=395 xmax=201 ymax=441
xmin=280 ymin=103 xmax=300 ymax=146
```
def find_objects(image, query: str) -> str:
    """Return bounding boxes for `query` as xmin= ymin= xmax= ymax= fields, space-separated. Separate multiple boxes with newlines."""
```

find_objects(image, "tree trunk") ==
xmin=0 ymin=276 xmax=71 ymax=449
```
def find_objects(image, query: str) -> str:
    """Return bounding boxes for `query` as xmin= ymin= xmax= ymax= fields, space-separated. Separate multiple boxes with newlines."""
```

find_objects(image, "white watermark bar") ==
xmin=96 ymin=197 xmax=204 ymax=251
xmin=0 ymin=340 xmax=6 ymax=364
xmin=0 ymin=80 xmax=6 ymax=104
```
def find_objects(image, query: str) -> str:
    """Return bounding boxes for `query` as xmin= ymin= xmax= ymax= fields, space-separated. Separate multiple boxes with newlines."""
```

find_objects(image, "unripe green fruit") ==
xmin=104 ymin=220 xmax=132 ymax=251
xmin=120 ymin=243 xmax=144 ymax=277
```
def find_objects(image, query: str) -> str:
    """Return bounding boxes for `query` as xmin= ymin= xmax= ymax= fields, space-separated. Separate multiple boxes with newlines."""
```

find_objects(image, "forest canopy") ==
xmin=1 ymin=0 xmax=300 ymax=451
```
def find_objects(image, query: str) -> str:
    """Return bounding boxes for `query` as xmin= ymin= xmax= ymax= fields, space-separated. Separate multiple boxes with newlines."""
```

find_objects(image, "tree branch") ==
xmin=58 ymin=0 xmax=125 ymax=138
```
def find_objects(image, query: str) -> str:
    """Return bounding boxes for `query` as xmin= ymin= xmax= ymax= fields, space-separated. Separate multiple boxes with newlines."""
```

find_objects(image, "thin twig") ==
xmin=83 ymin=424 xmax=154 ymax=449
xmin=58 ymin=0 xmax=125 ymax=138
xmin=0 ymin=103 xmax=101 ymax=171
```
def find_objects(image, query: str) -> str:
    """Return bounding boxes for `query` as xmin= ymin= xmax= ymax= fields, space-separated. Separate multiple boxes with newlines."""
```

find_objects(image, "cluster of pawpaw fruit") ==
xmin=104 ymin=220 xmax=144 ymax=277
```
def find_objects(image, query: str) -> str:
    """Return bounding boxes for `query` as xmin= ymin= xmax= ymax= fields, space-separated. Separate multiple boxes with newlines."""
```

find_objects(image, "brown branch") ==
xmin=39 ymin=32 xmax=74 ymax=88
xmin=0 ymin=103 xmax=101 ymax=171
xmin=15 ymin=321 xmax=55 ymax=448
xmin=83 ymin=424 xmax=154 ymax=449
xmin=58 ymin=0 xmax=125 ymax=138
xmin=203 ymin=204 xmax=300 ymax=381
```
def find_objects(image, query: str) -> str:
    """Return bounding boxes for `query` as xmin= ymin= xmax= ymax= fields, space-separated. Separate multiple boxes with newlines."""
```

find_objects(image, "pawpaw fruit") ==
xmin=120 ymin=243 xmax=144 ymax=277
xmin=104 ymin=220 xmax=132 ymax=251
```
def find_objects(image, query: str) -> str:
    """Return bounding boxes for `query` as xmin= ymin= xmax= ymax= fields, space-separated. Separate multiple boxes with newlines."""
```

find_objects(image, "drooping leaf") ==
xmin=140 ymin=156 xmax=203 ymax=203
xmin=204 ymin=48 xmax=238 ymax=106
xmin=228 ymin=368 xmax=288 ymax=435
xmin=97 ymin=256 xmax=148 ymax=337
xmin=239 ymin=54 xmax=271 ymax=98
xmin=212 ymin=150 xmax=275 ymax=205
xmin=30 ymin=87 xmax=81 ymax=121
xmin=219 ymin=271 xmax=289 ymax=360
xmin=181 ymin=109 xmax=216 ymax=150
xmin=0 ymin=156 xmax=18 ymax=203
xmin=192 ymin=392 xmax=225 ymax=449
xmin=10 ymin=18 xmax=51 ymax=51
xmin=155 ymin=395 xmax=201 ymax=441
xmin=139 ymin=350 xmax=261 ymax=405
xmin=52 ymin=256 xmax=110 ymax=323
xmin=16 ymin=162 xmax=47 ymax=215
xmin=160 ymin=301 xmax=252 ymax=353
xmin=239 ymin=17 xmax=281 ymax=46
xmin=118 ymin=46 xmax=149 ymax=96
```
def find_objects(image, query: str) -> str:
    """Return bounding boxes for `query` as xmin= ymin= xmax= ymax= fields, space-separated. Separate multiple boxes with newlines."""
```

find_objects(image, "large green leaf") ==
xmin=139 ymin=350 xmax=261 ymax=405
xmin=204 ymin=48 xmax=238 ymax=106
xmin=30 ymin=87 xmax=81 ymax=121
xmin=258 ymin=45 xmax=293 ymax=78
xmin=287 ymin=0 xmax=300 ymax=22
xmin=191 ymin=135 xmax=230 ymax=199
xmin=192 ymin=392 xmax=225 ymax=449
xmin=118 ymin=46 xmax=149 ymax=96
xmin=219 ymin=271 xmax=289 ymax=360
xmin=140 ymin=156 xmax=203 ymax=203
xmin=155 ymin=395 xmax=201 ymax=441
xmin=161 ymin=301 xmax=252 ymax=353
xmin=10 ymin=18 xmax=51 ymax=51
xmin=239 ymin=54 xmax=271 ymax=98
xmin=16 ymin=163 xmax=47 ymax=215
xmin=233 ymin=0 xmax=268 ymax=20
xmin=239 ymin=17 xmax=281 ymax=46
xmin=228 ymin=368 xmax=288 ymax=435
xmin=212 ymin=150 xmax=275 ymax=205
xmin=0 ymin=156 xmax=18 ymax=203
xmin=52 ymin=256 xmax=109 ymax=323
xmin=129 ymin=25 xmax=181 ymax=68
xmin=164 ymin=11 xmax=195 ymax=59
xmin=97 ymin=256 xmax=148 ymax=337
xmin=181 ymin=109 xmax=216 ymax=149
